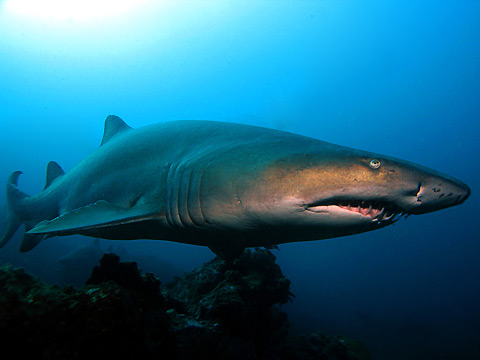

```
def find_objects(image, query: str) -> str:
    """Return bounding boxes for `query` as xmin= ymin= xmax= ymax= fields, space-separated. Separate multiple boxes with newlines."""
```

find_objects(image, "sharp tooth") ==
xmin=384 ymin=213 xmax=395 ymax=221
xmin=368 ymin=204 xmax=372 ymax=214
xmin=374 ymin=207 xmax=385 ymax=220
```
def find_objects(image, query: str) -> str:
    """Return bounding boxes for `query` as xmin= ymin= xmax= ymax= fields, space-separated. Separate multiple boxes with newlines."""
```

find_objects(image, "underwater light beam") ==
xmin=3 ymin=0 xmax=145 ymax=21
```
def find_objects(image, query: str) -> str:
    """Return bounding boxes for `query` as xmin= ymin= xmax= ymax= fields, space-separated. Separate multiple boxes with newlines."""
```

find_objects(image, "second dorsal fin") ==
xmin=44 ymin=161 xmax=65 ymax=190
xmin=100 ymin=115 xmax=132 ymax=146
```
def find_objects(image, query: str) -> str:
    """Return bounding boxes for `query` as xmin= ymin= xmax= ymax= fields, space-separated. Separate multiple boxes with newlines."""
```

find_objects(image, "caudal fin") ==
xmin=1 ymin=163 xmax=64 ymax=251
xmin=0 ymin=171 xmax=28 ymax=248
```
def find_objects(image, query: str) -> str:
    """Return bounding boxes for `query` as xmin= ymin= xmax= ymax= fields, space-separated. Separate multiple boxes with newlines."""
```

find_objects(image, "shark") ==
xmin=0 ymin=115 xmax=470 ymax=258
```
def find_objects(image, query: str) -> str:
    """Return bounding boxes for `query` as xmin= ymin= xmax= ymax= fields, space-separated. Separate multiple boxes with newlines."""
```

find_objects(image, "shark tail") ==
xmin=1 ymin=162 xmax=64 ymax=252
xmin=0 ymin=171 xmax=30 ymax=249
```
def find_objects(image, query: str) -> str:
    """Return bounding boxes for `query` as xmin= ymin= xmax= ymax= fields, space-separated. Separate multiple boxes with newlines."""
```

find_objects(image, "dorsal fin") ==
xmin=44 ymin=161 xmax=65 ymax=190
xmin=101 ymin=115 xmax=132 ymax=146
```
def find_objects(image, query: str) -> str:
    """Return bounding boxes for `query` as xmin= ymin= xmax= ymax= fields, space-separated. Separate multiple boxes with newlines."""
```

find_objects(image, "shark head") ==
xmin=248 ymin=150 xmax=470 ymax=240
xmin=199 ymin=141 xmax=470 ymax=247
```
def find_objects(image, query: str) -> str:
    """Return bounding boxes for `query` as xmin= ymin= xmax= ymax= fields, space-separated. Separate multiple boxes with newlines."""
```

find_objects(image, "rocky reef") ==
xmin=0 ymin=249 xmax=369 ymax=359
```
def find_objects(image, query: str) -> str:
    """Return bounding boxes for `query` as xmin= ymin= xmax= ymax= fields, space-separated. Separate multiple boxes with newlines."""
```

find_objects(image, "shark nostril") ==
xmin=415 ymin=183 xmax=422 ymax=201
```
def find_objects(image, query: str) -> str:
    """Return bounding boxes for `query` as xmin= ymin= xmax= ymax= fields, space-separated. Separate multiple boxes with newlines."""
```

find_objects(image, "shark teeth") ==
xmin=372 ymin=207 xmax=385 ymax=220
xmin=307 ymin=199 xmax=406 ymax=223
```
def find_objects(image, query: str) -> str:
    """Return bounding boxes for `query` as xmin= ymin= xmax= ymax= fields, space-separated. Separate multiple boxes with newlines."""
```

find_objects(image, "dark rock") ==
xmin=167 ymin=248 xmax=292 ymax=355
xmin=279 ymin=333 xmax=370 ymax=360
xmin=0 ymin=249 xmax=369 ymax=360
xmin=0 ymin=262 xmax=175 ymax=359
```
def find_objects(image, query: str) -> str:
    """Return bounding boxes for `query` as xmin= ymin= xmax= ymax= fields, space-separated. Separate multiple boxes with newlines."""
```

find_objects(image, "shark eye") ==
xmin=369 ymin=159 xmax=381 ymax=169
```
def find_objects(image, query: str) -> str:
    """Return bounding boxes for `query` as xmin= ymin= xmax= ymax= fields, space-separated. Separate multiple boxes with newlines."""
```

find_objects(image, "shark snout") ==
xmin=410 ymin=175 xmax=470 ymax=215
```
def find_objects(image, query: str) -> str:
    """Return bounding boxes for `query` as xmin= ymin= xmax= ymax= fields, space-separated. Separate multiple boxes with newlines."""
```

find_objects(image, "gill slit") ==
xmin=165 ymin=162 xmax=178 ymax=228
xmin=166 ymin=161 xmax=206 ymax=229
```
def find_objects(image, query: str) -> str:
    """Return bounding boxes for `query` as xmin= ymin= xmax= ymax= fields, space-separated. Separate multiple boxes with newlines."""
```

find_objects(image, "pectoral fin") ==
xmin=27 ymin=200 xmax=161 ymax=237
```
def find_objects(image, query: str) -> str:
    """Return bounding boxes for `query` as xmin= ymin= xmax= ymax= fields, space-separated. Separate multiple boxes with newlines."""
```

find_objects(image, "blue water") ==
xmin=0 ymin=1 xmax=479 ymax=359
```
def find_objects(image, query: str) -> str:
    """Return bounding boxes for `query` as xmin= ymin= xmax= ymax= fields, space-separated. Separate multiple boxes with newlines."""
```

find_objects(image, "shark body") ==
xmin=0 ymin=116 xmax=470 ymax=258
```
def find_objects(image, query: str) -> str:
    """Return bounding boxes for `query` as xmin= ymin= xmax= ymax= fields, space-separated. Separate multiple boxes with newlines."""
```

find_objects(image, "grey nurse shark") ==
xmin=0 ymin=116 xmax=470 ymax=258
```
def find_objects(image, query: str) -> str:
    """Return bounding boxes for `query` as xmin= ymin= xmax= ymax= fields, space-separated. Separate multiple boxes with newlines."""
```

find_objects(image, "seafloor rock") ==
xmin=0 ymin=249 xmax=369 ymax=360
xmin=0 ymin=260 xmax=175 ymax=358
xmin=280 ymin=333 xmax=371 ymax=360
xmin=167 ymin=249 xmax=292 ymax=358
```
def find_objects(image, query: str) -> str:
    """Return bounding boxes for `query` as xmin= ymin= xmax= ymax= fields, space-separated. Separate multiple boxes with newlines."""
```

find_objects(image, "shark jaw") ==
xmin=304 ymin=199 xmax=406 ymax=225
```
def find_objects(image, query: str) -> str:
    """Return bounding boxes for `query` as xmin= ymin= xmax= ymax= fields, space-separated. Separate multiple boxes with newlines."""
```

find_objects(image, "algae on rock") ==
xmin=0 ymin=249 xmax=369 ymax=360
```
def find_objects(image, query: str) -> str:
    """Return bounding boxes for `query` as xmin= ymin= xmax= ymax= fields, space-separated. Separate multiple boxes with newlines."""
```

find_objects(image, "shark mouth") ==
xmin=305 ymin=199 xmax=407 ymax=223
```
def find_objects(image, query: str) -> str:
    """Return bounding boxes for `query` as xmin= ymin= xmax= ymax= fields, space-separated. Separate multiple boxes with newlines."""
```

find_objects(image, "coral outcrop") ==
xmin=0 ymin=249 xmax=369 ymax=359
